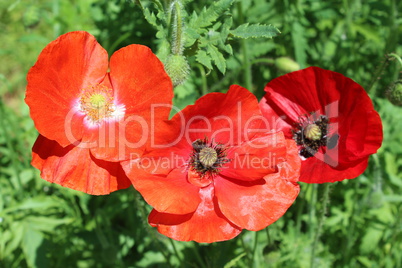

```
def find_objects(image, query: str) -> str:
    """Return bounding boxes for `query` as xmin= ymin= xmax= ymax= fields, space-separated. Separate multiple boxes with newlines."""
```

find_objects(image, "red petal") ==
xmin=259 ymin=96 xmax=293 ymax=139
xmin=170 ymin=85 xmax=263 ymax=146
xmin=300 ymin=156 xmax=369 ymax=183
xmin=215 ymin=140 xmax=300 ymax=231
xmin=121 ymin=163 xmax=201 ymax=214
xmin=32 ymin=135 xmax=131 ymax=195
xmin=109 ymin=44 xmax=173 ymax=115
xmin=148 ymin=185 xmax=242 ymax=243
xmin=26 ymin=31 xmax=108 ymax=147
xmin=220 ymin=131 xmax=288 ymax=181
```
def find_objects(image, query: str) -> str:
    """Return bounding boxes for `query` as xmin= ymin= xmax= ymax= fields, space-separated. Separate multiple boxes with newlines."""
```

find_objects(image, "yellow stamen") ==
xmin=79 ymin=84 xmax=114 ymax=124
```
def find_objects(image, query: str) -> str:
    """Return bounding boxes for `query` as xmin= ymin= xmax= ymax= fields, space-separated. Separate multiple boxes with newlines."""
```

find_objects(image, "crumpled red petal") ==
xmin=32 ymin=135 xmax=131 ymax=195
xmin=214 ymin=140 xmax=300 ymax=231
xmin=121 ymin=163 xmax=201 ymax=214
xmin=148 ymin=185 xmax=242 ymax=243
xmin=220 ymin=131 xmax=287 ymax=181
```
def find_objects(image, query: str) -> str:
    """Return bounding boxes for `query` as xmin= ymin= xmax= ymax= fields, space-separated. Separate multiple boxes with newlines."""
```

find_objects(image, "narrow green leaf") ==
xmin=291 ymin=21 xmax=307 ymax=68
xmin=224 ymin=252 xmax=247 ymax=268
xmin=230 ymin=23 xmax=280 ymax=39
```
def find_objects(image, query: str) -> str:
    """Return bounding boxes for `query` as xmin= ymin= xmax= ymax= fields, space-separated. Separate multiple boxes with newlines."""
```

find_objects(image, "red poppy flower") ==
xmin=26 ymin=31 xmax=173 ymax=194
xmin=122 ymin=85 xmax=300 ymax=242
xmin=259 ymin=67 xmax=383 ymax=183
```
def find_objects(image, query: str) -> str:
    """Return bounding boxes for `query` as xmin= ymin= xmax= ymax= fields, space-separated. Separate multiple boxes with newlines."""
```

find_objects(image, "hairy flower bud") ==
xmin=386 ymin=81 xmax=402 ymax=106
xmin=274 ymin=57 xmax=300 ymax=73
xmin=164 ymin=54 xmax=190 ymax=87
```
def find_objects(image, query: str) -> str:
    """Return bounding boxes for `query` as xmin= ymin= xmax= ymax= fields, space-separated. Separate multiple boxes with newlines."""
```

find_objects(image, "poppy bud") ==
xmin=274 ymin=57 xmax=300 ymax=73
xmin=386 ymin=81 xmax=402 ymax=106
xmin=164 ymin=54 xmax=190 ymax=87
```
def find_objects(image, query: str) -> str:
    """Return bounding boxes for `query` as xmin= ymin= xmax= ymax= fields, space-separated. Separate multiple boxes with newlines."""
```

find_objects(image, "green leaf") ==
xmin=1 ymin=196 xmax=61 ymax=215
xmin=207 ymin=44 xmax=226 ymax=73
xmin=291 ymin=21 xmax=307 ymax=68
xmin=143 ymin=8 xmax=163 ymax=31
xmin=22 ymin=225 xmax=45 ymax=268
xmin=224 ymin=252 xmax=247 ymax=268
xmin=230 ymin=23 xmax=280 ymax=39
xmin=195 ymin=50 xmax=213 ymax=70
xmin=189 ymin=0 xmax=234 ymax=29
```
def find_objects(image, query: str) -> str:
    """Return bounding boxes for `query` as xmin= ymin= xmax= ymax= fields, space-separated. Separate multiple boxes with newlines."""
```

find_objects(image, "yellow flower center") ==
xmin=79 ymin=84 xmax=114 ymax=124
xmin=304 ymin=123 xmax=322 ymax=141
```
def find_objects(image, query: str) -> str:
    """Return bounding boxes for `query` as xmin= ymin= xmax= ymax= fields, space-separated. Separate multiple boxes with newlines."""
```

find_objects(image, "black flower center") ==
xmin=293 ymin=115 xmax=331 ymax=158
xmin=189 ymin=138 xmax=230 ymax=177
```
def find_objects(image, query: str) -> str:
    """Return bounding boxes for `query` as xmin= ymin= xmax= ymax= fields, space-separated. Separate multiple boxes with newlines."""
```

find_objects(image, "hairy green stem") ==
xmin=365 ymin=56 xmax=389 ymax=93
xmin=310 ymin=183 xmax=331 ymax=268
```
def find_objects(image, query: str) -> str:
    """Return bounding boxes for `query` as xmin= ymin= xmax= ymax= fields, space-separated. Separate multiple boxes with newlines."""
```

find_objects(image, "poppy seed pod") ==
xmin=386 ymin=81 xmax=402 ymax=106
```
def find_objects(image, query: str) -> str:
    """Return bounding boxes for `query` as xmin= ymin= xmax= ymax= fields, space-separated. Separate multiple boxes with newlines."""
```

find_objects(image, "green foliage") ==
xmin=1 ymin=0 xmax=402 ymax=267
xmin=230 ymin=23 xmax=280 ymax=39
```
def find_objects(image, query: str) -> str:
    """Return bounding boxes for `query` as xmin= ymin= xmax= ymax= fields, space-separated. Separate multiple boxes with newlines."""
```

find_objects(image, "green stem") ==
xmin=251 ymin=231 xmax=259 ymax=266
xmin=190 ymin=242 xmax=207 ymax=268
xmin=0 ymin=99 xmax=24 ymax=199
xmin=250 ymin=58 xmax=276 ymax=65
xmin=310 ymin=183 xmax=331 ymax=268
xmin=365 ymin=55 xmax=389 ymax=93
xmin=237 ymin=2 xmax=252 ymax=91
xmin=295 ymin=185 xmax=306 ymax=237
xmin=342 ymin=180 xmax=360 ymax=266
xmin=240 ymin=234 xmax=253 ymax=266
xmin=388 ymin=53 xmax=402 ymax=69
xmin=169 ymin=239 xmax=183 ymax=265
xmin=265 ymin=227 xmax=272 ymax=247
xmin=132 ymin=191 xmax=172 ymax=266
xmin=195 ymin=63 xmax=208 ymax=95
xmin=308 ymin=184 xmax=318 ymax=239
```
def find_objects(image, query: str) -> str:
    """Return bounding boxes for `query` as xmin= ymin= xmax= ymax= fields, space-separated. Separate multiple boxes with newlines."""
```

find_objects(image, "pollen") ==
xmin=79 ymin=84 xmax=115 ymax=124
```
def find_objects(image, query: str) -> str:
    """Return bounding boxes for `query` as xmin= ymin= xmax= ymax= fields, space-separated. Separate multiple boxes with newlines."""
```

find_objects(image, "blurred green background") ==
xmin=1 ymin=0 xmax=401 ymax=267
